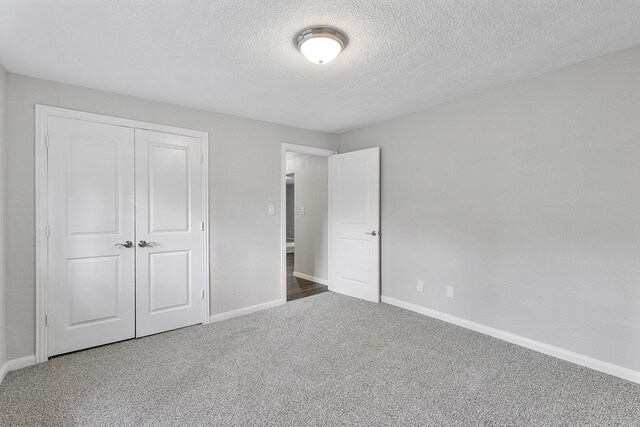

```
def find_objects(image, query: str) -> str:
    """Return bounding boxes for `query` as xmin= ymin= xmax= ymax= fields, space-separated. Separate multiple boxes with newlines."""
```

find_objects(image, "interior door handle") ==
xmin=365 ymin=231 xmax=378 ymax=236
xmin=115 ymin=241 xmax=133 ymax=248
xmin=138 ymin=240 xmax=156 ymax=248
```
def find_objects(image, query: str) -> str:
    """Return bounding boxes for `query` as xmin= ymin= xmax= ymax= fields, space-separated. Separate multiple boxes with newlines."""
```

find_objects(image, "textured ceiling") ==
xmin=1 ymin=1 xmax=640 ymax=133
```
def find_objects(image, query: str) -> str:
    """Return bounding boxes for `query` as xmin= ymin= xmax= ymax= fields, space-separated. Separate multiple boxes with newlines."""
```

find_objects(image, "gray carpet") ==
xmin=1 ymin=292 xmax=639 ymax=426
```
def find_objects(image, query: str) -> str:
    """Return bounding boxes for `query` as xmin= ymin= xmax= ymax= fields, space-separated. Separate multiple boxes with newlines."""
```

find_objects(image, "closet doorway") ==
xmin=35 ymin=106 xmax=210 ymax=362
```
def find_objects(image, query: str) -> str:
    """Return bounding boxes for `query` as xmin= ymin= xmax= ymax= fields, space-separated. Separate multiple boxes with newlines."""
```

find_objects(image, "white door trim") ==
xmin=35 ymin=105 xmax=210 ymax=363
xmin=280 ymin=143 xmax=336 ymax=303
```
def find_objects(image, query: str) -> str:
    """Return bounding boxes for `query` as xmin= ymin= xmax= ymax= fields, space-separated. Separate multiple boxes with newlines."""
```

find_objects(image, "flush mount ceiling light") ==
xmin=295 ymin=27 xmax=348 ymax=65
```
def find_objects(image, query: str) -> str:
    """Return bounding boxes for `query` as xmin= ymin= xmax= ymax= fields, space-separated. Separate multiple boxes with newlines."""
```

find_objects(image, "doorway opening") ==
xmin=281 ymin=144 xmax=336 ymax=302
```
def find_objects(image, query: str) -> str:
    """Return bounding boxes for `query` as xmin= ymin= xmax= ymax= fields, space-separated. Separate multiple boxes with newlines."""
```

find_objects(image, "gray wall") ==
xmin=0 ymin=64 xmax=7 ymax=370
xmin=339 ymin=45 xmax=640 ymax=372
xmin=5 ymin=74 xmax=339 ymax=359
xmin=286 ymin=180 xmax=294 ymax=239
xmin=286 ymin=152 xmax=329 ymax=280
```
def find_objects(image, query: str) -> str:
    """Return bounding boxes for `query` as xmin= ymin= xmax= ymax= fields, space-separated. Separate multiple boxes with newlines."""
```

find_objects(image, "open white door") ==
xmin=329 ymin=148 xmax=380 ymax=302
xmin=134 ymin=129 xmax=204 ymax=337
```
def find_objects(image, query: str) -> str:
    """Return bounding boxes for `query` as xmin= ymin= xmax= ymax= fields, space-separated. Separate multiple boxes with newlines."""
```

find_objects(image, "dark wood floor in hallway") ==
xmin=287 ymin=253 xmax=328 ymax=301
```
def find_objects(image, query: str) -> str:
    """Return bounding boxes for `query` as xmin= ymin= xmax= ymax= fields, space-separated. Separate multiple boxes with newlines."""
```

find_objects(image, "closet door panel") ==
xmin=135 ymin=129 xmax=204 ymax=337
xmin=47 ymin=117 xmax=136 ymax=356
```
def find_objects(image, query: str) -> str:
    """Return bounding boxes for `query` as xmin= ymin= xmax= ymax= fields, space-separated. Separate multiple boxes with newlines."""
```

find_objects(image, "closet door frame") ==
xmin=35 ymin=105 xmax=210 ymax=364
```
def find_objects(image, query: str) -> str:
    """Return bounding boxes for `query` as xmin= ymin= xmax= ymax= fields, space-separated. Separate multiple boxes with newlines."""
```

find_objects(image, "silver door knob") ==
xmin=115 ymin=241 xmax=133 ymax=248
xmin=365 ymin=231 xmax=377 ymax=236
xmin=138 ymin=240 xmax=156 ymax=248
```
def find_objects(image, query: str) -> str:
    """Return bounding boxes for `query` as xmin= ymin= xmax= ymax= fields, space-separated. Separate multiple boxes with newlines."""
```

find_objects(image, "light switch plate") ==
xmin=300 ymin=207 xmax=305 ymax=215
xmin=268 ymin=205 xmax=276 ymax=216
xmin=447 ymin=286 xmax=455 ymax=299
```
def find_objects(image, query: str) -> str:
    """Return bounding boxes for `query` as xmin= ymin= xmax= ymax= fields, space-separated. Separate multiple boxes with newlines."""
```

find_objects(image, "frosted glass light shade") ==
xmin=300 ymin=37 xmax=342 ymax=64
xmin=295 ymin=27 xmax=348 ymax=65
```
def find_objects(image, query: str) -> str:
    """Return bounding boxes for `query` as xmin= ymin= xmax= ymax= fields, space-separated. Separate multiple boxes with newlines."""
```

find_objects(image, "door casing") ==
xmin=35 ymin=105 xmax=210 ymax=363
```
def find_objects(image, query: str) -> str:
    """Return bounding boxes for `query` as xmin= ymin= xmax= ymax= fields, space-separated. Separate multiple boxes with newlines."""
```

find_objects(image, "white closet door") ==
xmin=134 ymin=129 xmax=204 ymax=337
xmin=329 ymin=148 xmax=381 ymax=303
xmin=47 ymin=117 xmax=136 ymax=356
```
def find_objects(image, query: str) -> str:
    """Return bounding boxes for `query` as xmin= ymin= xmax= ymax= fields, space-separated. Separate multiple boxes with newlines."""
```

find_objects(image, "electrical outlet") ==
xmin=300 ymin=207 xmax=306 ymax=215
xmin=417 ymin=280 xmax=424 ymax=293
xmin=268 ymin=205 xmax=276 ymax=216
xmin=447 ymin=286 xmax=455 ymax=299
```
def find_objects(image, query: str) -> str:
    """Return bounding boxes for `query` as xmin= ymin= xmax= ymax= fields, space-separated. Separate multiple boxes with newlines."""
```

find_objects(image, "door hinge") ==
xmin=200 ymin=222 xmax=205 ymax=231
xmin=44 ymin=135 xmax=49 ymax=149
xmin=202 ymin=289 xmax=205 ymax=299
xmin=45 ymin=314 xmax=49 ymax=327
xmin=45 ymin=225 xmax=51 ymax=237
xmin=201 ymin=154 xmax=204 ymax=164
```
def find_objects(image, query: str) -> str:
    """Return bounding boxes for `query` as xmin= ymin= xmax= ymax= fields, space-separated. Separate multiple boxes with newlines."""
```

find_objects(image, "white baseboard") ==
xmin=209 ymin=299 xmax=283 ymax=323
xmin=293 ymin=271 xmax=329 ymax=286
xmin=381 ymin=296 xmax=640 ymax=384
xmin=0 ymin=355 xmax=37 ymax=384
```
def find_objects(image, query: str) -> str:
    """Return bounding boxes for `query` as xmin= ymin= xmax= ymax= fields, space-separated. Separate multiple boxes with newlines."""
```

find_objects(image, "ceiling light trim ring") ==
xmin=294 ymin=26 xmax=348 ymax=52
